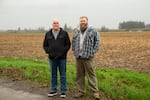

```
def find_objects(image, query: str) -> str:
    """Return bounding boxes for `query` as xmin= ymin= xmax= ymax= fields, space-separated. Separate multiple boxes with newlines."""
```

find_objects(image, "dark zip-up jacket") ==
xmin=43 ymin=28 xmax=71 ymax=59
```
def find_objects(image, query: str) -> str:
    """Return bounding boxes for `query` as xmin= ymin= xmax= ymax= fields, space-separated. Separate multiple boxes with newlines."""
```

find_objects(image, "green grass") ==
xmin=0 ymin=57 xmax=149 ymax=100
xmin=96 ymin=68 xmax=150 ymax=100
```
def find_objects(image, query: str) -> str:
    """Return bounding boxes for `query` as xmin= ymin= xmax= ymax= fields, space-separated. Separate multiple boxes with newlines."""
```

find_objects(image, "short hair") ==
xmin=52 ymin=18 xmax=60 ymax=24
xmin=80 ymin=16 xmax=88 ymax=21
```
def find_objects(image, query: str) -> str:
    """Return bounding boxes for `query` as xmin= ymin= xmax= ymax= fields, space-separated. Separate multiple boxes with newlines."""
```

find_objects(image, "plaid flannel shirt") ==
xmin=72 ymin=26 xmax=100 ymax=59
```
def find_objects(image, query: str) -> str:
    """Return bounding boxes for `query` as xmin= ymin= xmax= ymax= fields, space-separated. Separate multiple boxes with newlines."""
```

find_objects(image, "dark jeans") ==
xmin=49 ymin=59 xmax=66 ymax=93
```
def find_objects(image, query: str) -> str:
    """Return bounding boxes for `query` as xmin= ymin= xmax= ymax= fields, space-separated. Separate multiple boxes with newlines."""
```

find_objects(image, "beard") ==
xmin=80 ymin=23 xmax=88 ymax=33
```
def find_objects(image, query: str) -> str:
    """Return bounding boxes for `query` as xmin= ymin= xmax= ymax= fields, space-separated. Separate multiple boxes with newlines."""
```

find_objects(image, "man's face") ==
xmin=80 ymin=17 xmax=88 ymax=28
xmin=52 ymin=20 xmax=60 ymax=30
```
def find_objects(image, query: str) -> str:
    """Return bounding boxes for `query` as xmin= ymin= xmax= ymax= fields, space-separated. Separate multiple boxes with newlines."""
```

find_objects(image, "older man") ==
xmin=72 ymin=16 xmax=100 ymax=100
xmin=43 ymin=19 xmax=71 ymax=98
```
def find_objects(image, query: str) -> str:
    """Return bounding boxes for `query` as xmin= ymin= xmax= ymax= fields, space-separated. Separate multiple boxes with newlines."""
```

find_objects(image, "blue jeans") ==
xmin=49 ymin=59 xmax=66 ymax=93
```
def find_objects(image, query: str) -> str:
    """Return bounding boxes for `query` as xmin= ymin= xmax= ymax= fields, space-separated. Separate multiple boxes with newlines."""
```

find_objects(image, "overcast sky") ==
xmin=0 ymin=0 xmax=150 ymax=30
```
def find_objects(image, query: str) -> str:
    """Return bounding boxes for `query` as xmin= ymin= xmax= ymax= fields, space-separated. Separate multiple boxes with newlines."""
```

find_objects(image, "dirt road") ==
xmin=0 ymin=86 xmax=48 ymax=100
xmin=0 ymin=78 xmax=50 ymax=100
xmin=0 ymin=78 xmax=74 ymax=100
xmin=0 ymin=77 xmax=102 ymax=100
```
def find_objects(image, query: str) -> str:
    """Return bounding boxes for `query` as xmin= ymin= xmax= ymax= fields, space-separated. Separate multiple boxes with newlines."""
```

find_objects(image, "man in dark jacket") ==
xmin=43 ymin=18 xmax=71 ymax=98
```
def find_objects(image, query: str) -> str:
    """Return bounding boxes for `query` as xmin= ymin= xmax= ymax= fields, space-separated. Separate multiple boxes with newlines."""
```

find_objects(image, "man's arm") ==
xmin=43 ymin=33 xmax=49 ymax=54
xmin=64 ymin=32 xmax=71 ymax=53
xmin=93 ymin=29 xmax=100 ymax=53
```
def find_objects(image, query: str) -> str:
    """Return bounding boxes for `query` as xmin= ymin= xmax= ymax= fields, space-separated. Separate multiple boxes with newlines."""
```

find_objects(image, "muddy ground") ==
xmin=0 ymin=32 xmax=149 ymax=72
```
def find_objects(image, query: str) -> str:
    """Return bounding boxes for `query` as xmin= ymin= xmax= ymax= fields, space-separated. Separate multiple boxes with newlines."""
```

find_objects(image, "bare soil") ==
xmin=0 ymin=32 xmax=149 ymax=72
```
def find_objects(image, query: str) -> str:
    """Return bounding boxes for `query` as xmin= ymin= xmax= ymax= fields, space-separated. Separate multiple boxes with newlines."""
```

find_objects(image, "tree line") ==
xmin=4 ymin=21 xmax=150 ymax=33
xmin=99 ymin=21 xmax=150 ymax=32
xmin=119 ymin=21 xmax=150 ymax=30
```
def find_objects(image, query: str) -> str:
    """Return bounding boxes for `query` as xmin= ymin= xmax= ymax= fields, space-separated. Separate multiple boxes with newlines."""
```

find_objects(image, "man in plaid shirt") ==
xmin=72 ymin=16 xmax=100 ymax=100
